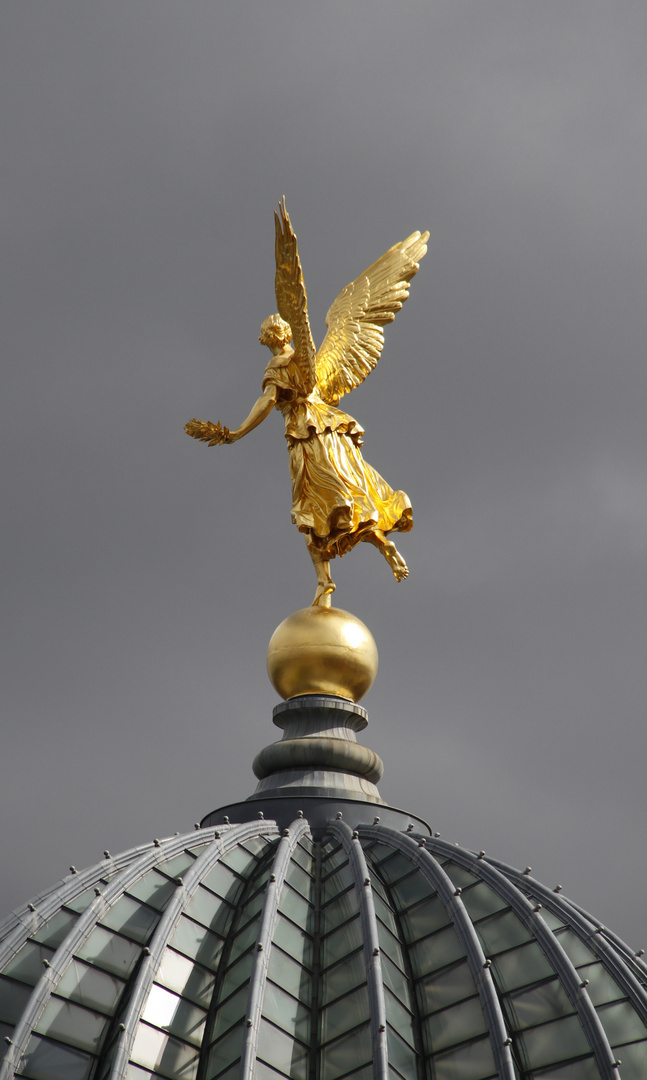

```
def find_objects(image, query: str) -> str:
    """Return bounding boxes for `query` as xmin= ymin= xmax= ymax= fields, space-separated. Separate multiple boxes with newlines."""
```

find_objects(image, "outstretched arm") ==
xmin=228 ymin=388 xmax=277 ymax=441
xmin=185 ymin=385 xmax=277 ymax=447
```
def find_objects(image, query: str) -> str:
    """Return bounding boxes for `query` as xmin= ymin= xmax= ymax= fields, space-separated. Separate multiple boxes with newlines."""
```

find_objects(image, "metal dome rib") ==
xmin=328 ymin=820 xmax=389 ymax=1079
xmin=425 ymin=836 xmax=619 ymax=1077
xmin=239 ymin=817 xmax=310 ymax=1080
xmin=487 ymin=858 xmax=647 ymax=1028
xmin=360 ymin=823 xmax=516 ymax=1079
xmin=110 ymin=821 xmax=280 ymax=1079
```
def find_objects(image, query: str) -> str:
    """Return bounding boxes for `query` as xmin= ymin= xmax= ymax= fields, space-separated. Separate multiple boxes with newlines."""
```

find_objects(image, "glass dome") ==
xmin=3 ymin=669 xmax=647 ymax=1075
xmin=2 ymin=691 xmax=646 ymax=1079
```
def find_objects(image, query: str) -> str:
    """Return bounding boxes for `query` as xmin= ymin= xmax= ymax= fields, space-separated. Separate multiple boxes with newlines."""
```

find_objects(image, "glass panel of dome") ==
xmin=76 ymin=925 xmax=140 ymax=977
xmin=320 ymin=984 xmax=370 ymax=1042
xmin=535 ymin=908 xmax=566 ymax=932
xmin=532 ymin=1056 xmax=600 ymax=1080
xmin=375 ymin=921 xmax=407 ymax=972
xmin=609 ymin=1040 xmax=647 ymax=1079
xmin=56 ymin=958 xmax=124 ymax=1012
xmin=3 ymin=940 xmax=55 ymax=983
xmin=387 ymin=1024 xmax=418 ymax=1076
xmin=362 ymin=842 xmax=398 ymax=866
xmin=553 ymin=928 xmax=597 ymax=968
xmin=319 ymin=1022 xmax=372 ymax=1080
xmin=142 ymin=985 xmax=206 ymax=1046
xmin=32 ymin=908 xmax=78 ymax=948
xmin=490 ymin=941 xmax=555 ymax=992
xmin=389 ymin=869 xmax=436 ymax=911
xmin=239 ymin=836 xmax=274 ymax=858
xmin=185 ymin=887 xmax=233 ymax=934
xmin=131 ymin=1021 xmax=200 ymax=1079
xmin=319 ymin=951 xmax=365 ymax=1005
xmin=0 ymin=974 xmax=31 ymax=1022
xmin=238 ymin=885 xmax=266 ymax=924
xmin=400 ymin=895 xmax=451 ymax=943
xmin=279 ymin=884 xmax=313 ymax=930
xmin=217 ymin=950 xmax=255 ymax=999
xmin=506 ymin=977 xmax=574 ymax=1029
xmin=267 ymin=946 xmax=312 ymax=1002
xmin=262 ymin=980 xmax=311 ymax=1042
xmin=320 ymin=838 xmax=342 ymax=860
xmin=284 ymin=860 xmax=315 ymax=901
xmin=596 ymin=1000 xmax=647 ymax=1044
xmin=157 ymin=948 xmax=215 ymax=1007
xmin=254 ymin=1062 xmax=291 ymax=1080
xmin=474 ymin=909 xmax=533 ymax=956
xmin=204 ymin=1067 xmax=239 ymax=1080
xmin=101 ymin=896 xmax=159 ymax=943
xmin=291 ymin=842 xmax=314 ymax=872
xmin=36 ymin=996 xmax=106 ymax=1052
xmin=210 ymin=982 xmax=249 ymax=1042
xmin=257 ymin=1018 xmax=309 ymax=1079
xmin=200 ymin=863 xmax=246 ymax=905
xmin=371 ymin=891 xmax=399 ymax=936
xmin=374 ymin=853 xmax=416 ymax=885
xmin=409 ymin=924 xmax=465 ymax=978
xmin=128 ymin=871 xmax=178 ymax=912
xmin=422 ymin=996 xmax=488 ymax=1054
xmin=516 ymin=1014 xmax=590 ymax=1068
xmin=273 ymin=913 xmax=313 ymax=967
xmin=321 ymin=888 xmax=358 ymax=934
xmin=169 ymin=917 xmax=225 ymax=970
xmin=416 ymin=959 xmax=478 ymax=1015
xmin=18 ymin=1034 xmax=93 ymax=1080
xmin=432 ymin=1033 xmax=496 ymax=1080
xmin=321 ymin=915 xmax=362 ymax=967
xmin=206 ymin=1019 xmax=244 ymax=1080
xmin=155 ymin=851 xmax=199 ymax=880
xmin=381 ymin=951 xmax=413 ymax=1005
xmin=439 ymin=863 xmax=479 ymax=890
xmin=384 ymin=986 xmax=415 ymax=1046
xmin=321 ymin=863 xmax=353 ymax=904
xmin=228 ymin=915 xmax=262 ymax=964
xmin=219 ymin=844 xmax=265 ymax=876
xmin=459 ymin=883 xmax=508 ymax=923
xmin=336 ymin=1068 xmax=372 ymax=1080
xmin=576 ymin=962 xmax=624 ymax=1007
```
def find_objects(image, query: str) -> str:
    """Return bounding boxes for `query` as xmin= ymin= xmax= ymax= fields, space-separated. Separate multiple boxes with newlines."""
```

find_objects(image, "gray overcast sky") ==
xmin=2 ymin=2 xmax=646 ymax=950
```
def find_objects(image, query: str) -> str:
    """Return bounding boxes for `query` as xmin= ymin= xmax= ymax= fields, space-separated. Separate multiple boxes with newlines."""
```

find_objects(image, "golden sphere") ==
xmin=267 ymin=607 xmax=378 ymax=702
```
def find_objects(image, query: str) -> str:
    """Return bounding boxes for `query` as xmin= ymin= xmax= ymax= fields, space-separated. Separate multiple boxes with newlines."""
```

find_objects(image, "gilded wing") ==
xmin=274 ymin=198 xmax=317 ymax=394
xmin=315 ymin=230 xmax=429 ymax=405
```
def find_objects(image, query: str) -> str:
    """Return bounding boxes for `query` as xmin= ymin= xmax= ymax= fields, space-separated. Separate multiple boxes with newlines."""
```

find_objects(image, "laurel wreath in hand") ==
xmin=184 ymin=419 xmax=232 ymax=446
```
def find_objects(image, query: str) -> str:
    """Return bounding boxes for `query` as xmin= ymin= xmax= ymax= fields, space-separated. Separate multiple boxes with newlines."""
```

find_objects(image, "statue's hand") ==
xmin=184 ymin=419 xmax=232 ymax=446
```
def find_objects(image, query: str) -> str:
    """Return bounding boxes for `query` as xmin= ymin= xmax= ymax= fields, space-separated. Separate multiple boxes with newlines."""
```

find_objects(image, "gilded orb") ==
xmin=267 ymin=607 xmax=378 ymax=702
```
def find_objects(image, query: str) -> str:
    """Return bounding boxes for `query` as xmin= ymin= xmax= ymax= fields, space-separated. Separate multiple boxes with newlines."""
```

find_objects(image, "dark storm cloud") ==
xmin=2 ymin=2 xmax=646 ymax=950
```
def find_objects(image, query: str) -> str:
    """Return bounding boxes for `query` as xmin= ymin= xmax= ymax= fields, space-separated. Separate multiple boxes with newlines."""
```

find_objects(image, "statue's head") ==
xmin=259 ymin=314 xmax=292 ymax=349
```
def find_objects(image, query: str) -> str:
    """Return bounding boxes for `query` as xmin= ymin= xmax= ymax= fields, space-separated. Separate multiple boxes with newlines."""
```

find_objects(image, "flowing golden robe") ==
xmin=263 ymin=358 xmax=412 ymax=560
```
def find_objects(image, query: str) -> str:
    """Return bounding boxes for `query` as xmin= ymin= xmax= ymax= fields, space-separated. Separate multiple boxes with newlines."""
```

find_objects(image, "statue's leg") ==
xmin=362 ymin=527 xmax=409 ymax=581
xmin=307 ymin=541 xmax=336 ymax=607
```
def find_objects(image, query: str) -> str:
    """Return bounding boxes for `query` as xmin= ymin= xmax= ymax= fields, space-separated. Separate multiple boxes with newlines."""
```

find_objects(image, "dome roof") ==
xmin=2 ymin=678 xmax=646 ymax=1079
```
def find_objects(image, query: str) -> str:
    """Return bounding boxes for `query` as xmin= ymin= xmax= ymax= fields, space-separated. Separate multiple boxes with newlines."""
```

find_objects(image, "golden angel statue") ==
xmin=186 ymin=200 xmax=428 ymax=607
